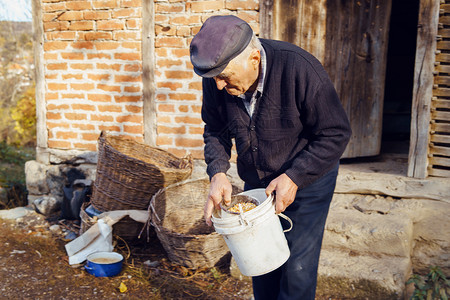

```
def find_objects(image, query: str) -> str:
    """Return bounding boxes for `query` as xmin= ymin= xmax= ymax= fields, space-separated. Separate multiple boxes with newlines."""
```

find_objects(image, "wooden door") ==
xmin=262 ymin=0 xmax=393 ymax=158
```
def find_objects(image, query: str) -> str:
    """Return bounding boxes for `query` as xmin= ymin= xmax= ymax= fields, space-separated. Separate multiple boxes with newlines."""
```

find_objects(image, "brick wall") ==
xmin=41 ymin=0 xmax=259 ymax=159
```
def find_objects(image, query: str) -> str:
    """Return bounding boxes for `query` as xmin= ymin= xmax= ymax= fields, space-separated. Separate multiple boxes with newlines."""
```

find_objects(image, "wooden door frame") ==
xmin=408 ymin=0 xmax=440 ymax=178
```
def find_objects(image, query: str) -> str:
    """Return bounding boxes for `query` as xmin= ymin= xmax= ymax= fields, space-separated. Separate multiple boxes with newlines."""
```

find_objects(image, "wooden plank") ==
xmin=430 ymin=133 xmax=450 ymax=144
xmin=429 ymin=156 xmax=450 ymax=167
xmin=437 ymin=28 xmax=450 ymax=38
xmin=435 ymin=64 xmax=450 ymax=74
xmin=428 ymin=167 xmax=450 ymax=177
xmin=434 ymin=75 xmax=450 ymax=85
xmin=441 ymin=4 xmax=450 ymax=13
xmin=142 ymin=0 xmax=156 ymax=146
xmin=408 ymin=0 xmax=440 ymax=178
xmin=32 ymin=0 xmax=49 ymax=164
xmin=432 ymin=99 xmax=450 ymax=108
xmin=431 ymin=110 xmax=450 ymax=120
xmin=259 ymin=0 xmax=273 ymax=39
xmin=433 ymin=87 xmax=450 ymax=96
xmin=435 ymin=52 xmax=450 ymax=63
xmin=438 ymin=15 xmax=450 ymax=25
xmin=431 ymin=122 xmax=450 ymax=132
xmin=430 ymin=144 xmax=450 ymax=156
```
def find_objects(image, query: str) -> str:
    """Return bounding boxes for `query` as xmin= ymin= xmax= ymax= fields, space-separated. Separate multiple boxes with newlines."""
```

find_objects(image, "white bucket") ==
xmin=211 ymin=189 xmax=292 ymax=277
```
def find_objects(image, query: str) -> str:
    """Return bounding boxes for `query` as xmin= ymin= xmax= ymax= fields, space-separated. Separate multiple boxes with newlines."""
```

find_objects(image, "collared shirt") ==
xmin=238 ymin=47 xmax=267 ymax=117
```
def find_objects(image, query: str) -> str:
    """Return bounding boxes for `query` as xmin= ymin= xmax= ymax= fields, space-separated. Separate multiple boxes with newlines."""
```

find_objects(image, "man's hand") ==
xmin=265 ymin=173 xmax=298 ymax=214
xmin=205 ymin=173 xmax=232 ymax=226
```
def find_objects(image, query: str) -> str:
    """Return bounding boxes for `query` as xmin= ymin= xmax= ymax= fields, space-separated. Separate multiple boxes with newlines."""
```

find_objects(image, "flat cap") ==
xmin=190 ymin=15 xmax=253 ymax=78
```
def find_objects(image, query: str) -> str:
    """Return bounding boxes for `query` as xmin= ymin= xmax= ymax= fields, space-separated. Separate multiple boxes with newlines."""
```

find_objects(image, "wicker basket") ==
xmin=91 ymin=131 xmax=193 ymax=212
xmin=150 ymin=178 xmax=242 ymax=269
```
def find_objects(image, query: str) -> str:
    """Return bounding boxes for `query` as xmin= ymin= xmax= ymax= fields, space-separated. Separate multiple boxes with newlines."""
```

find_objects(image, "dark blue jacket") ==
xmin=201 ymin=39 xmax=352 ymax=189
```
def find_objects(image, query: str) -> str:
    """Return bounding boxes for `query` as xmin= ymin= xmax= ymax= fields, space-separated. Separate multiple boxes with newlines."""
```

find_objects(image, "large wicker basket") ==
xmin=91 ymin=131 xmax=193 ymax=212
xmin=150 ymin=178 xmax=242 ymax=269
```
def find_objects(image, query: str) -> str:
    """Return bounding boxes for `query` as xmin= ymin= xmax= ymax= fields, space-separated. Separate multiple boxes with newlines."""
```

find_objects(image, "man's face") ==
xmin=213 ymin=50 xmax=260 ymax=96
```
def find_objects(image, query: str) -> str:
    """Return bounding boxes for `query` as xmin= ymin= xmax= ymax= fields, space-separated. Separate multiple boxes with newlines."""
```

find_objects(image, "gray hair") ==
xmin=230 ymin=34 xmax=262 ymax=66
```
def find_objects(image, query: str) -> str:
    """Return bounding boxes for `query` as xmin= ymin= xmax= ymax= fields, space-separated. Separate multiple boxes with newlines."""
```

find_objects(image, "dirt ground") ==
xmin=0 ymin=209 xmax=253 ymax=299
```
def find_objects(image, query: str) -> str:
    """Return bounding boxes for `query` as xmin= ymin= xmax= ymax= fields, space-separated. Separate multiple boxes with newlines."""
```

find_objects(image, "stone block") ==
xmin=25 ymin=160 xmax=50 ymax=195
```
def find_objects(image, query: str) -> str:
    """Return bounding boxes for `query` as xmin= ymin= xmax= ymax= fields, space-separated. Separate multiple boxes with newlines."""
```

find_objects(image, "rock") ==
xmin=25 ymin=160 xmax=51 ymax=195
xmin=0 ymin=206 xmax=33 ymax=220
xmin=48 ymin=149 xmax=98 ymax=165
xmin=32 ymin=196 xmax=61 ymax=216
xmin=318 ymin=249 xmax=411 ymax=299
xmin=49 ymin=224 xmax=62 ymax=234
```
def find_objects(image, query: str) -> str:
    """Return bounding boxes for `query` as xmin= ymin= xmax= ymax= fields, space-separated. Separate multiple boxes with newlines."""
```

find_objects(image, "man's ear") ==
xmin=250 ymin=49 xmax=261 ymax=69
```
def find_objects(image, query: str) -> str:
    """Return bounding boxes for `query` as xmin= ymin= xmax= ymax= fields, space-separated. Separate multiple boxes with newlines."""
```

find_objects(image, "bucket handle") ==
xmin=278 ymin=213 xmax=293 ymax=232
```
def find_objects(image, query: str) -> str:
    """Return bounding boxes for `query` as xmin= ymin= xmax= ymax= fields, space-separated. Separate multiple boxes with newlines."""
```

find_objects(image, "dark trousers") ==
xmin=250 ymin=164 xmax=339 ymax=300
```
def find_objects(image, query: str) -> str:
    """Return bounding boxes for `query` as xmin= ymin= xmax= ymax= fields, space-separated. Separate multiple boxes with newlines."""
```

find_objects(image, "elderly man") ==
xmin=189 ymin=15 xmax=351 ymax=299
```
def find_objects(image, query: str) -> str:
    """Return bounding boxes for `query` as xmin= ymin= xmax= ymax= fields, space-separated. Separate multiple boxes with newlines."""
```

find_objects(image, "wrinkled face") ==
xmin=213 ymin=50 xmax=260 ymax=96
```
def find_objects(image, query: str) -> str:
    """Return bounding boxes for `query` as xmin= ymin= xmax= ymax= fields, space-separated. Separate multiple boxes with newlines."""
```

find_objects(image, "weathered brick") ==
xmin=116 ymin=115 xmax=143 ymax=123
xmin=157 ymin=104 xmax=175 ymax=112
xmin=157 ymin=115 xmax=171 ymax=123
xmin=87 ymin=73 xmax=111 ymax=81
xmin=178 ymin=105 xmax=188 ymax=113
xmin=225 ymin=0 xmax=259 ymax=10
xmin=156 ymin=37 xmax=185 ymax=48
xmin=114 ymin=95 xmax=141 ymax=102
xmin=97 ymin=63 xmax=121 ymax=71
xmin=62 ymin=74 xmax=84 ymax=80
xmin=123 ymin=124 xmax=143 ymax=134
xmin=83 ymin=11 xmax=111 ymax=20
xmin=87 ymin=94 xmax=112 ymax=102
xmin=155 ymin=24 xmax=176 ymax=36
xmin=125 ymin=105 xmax=142 ymax=113
xmin=61 ymin=93 xmax=85 ymax=99
xmin=97 ymin=84 xmax=121 ymax=92
xmin=169 ymin=15 xmax=201 ymax=25
xmin=97 ymin=20 xmax=125 ymax=31
xmin=112 ymin=8 xmax=141 ymax=18
xmin=72 ymin=123 xmax=96 ymax=130
xmin=166 ymin=147 xmax=187 ymax=158
xmin=47 ymin=103 xmax=70 ymax=110
xmin=47 ymin=122 xmax=71 ymax=129
xmin=121 ymin=0 xmax=141 ymax=8
xmin=156 ymin=136 xmax=173 ymax=146
xmin=165 ymin=70 xmax=193 ymax=80
xmin=124 ymin=85 xmax=141 ymax=93
xmin=169 ymin=93 xmax=197 ymax=101
xmin=70 ymin=83 xmax=95 ymax=90
xmin=65 ymin=112 xmax=88 ymax=120
xmin=70 ymin=63 xmax=94 ymax=70
xmin=156 ymin=58 xmax=182 ymax=68
xmin=48 ymin=83 xmax=68 ymax=90
xmin=73 ymin=142 xmax=97 ymax=151
xmin=124 ymin=64 xmax=141 ymax=72
xmin=47 ymin=63 xmax=67 ymax=70
xmin=45 ymin=93 xmax=59 ymax=100
xmin=95 ymin=41 xmax=120 ymax=50
xmin=43 ymin=21 xmax=70 ymax=32
xmin=45 ymin=74 xmax=58 ymax=80
xmin=58 ymin=11 xmax=84 ymax=21
xmin=156 ymin=94 xmax=167 ymax=101
xmin=176 ymin=26 xmax=190 ymax=37
xmin=87 ymin=53 xmax=111 ymax=59
xmin=113 ymin=31 xmax=140 ymax=40
xmin=47 ymin=112 xmax=63 ymax=120
xmin=92 ymin=0 xmax=118 ymax=9
xmin=82 ymin=133 xmax=101 ymax=141
xmin=66 ymin=1 xmax=92 ymax=10
xmin=72 ymin=41 xmax=95 ymax=49
xmin=115 ymin=74 xmax=142 ymax=82
xmin=98 ymin=125 xmax=121 ymax=132
xmin=156 ymin=3 xmax=185 ymax=13
xmin=44 ymin=52 xmax=59 ymax=60
xmin=189 ymin=126 xmax=204 ymax=134
xmin=44 ymin=41 xmax=70 ymax=51
xmin=98 ymin=105 xmax=123 ymax=112
xmin=158 ymin=126 xmax=186 ymax=134
xmin=48 ymin=140 xmax=71 ymax=149
xmin=175 ymin=138 xmax=204 ymax=148
xmin=174 ymin=116 xmax=203 ymax=125
xmin=69 ymin=21 xmax=95 ymax=31
xmin=126 ymin=19 xmax=142 ymax=29
xmin=72 ymin=103 xmax=96 ymax=111
xmin=43 ymin=12 xmax=57 ymax=22
xmin=122 ymin=41 xmax=141 ymax=50
xmin=188 ymin=81 xmax=202 ymax=90
xmin=157 ymin=82 xmax=182 ymax=91
xmin=91 ymin=114 xmax=114 ymax=122
xmin=43 ymin=2 xmax=66 ymax=12
xmin=56 ymin=131 xmax=78 ymax=139
xmin=190 ymin=0 xmax=224 ymax=12
xmin=84 ymin=32 xmax=113 ymax=40
xmin=192 ymin=105 xmax=202 ymax=113
xmin=46 ymin=31 xmax=77 ymax=40
xmin=59 ymin=52 xmax=83 ymax=60
xmin=171 ymin=48 xmax=190 ymax=57
xmin=154 ymin=15 xmax=169 ymax=23
xmin=114 ymin=53 xmax=141 ymax=60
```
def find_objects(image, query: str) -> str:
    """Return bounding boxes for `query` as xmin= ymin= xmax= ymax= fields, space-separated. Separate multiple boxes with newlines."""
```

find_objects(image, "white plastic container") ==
xmin=211 ymin=189 xmax=292 ymax=277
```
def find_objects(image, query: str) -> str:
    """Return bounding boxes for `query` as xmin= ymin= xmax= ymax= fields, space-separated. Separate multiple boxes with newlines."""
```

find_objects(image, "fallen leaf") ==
xmin=119 ymin=281 xmax=127 ymax=293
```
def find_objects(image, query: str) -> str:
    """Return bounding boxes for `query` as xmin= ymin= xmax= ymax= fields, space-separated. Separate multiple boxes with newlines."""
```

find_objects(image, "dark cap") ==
xmin=190 ymin=15 xmax=253 ymax=78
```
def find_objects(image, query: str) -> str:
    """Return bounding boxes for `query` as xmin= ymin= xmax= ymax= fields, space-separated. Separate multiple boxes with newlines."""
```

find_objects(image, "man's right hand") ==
xmin=205 ymin=172 xmax=232 ymax=226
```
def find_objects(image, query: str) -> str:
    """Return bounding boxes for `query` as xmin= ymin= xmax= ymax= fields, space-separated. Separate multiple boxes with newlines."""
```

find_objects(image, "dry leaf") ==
xmin=119 ymin=281 xmax=127 ymax=293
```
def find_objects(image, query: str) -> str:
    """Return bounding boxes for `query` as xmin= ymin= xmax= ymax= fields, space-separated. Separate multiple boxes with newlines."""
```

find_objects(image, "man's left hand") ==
xmin=265 ymin=173 xmax=298 ymax=214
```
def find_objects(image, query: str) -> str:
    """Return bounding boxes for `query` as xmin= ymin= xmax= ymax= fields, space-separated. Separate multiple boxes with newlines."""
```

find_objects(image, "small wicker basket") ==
xmin=90 ymin=131 xmax=193 ymax=212
xmin=149 ymin=178 xmax=242 ymax=269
